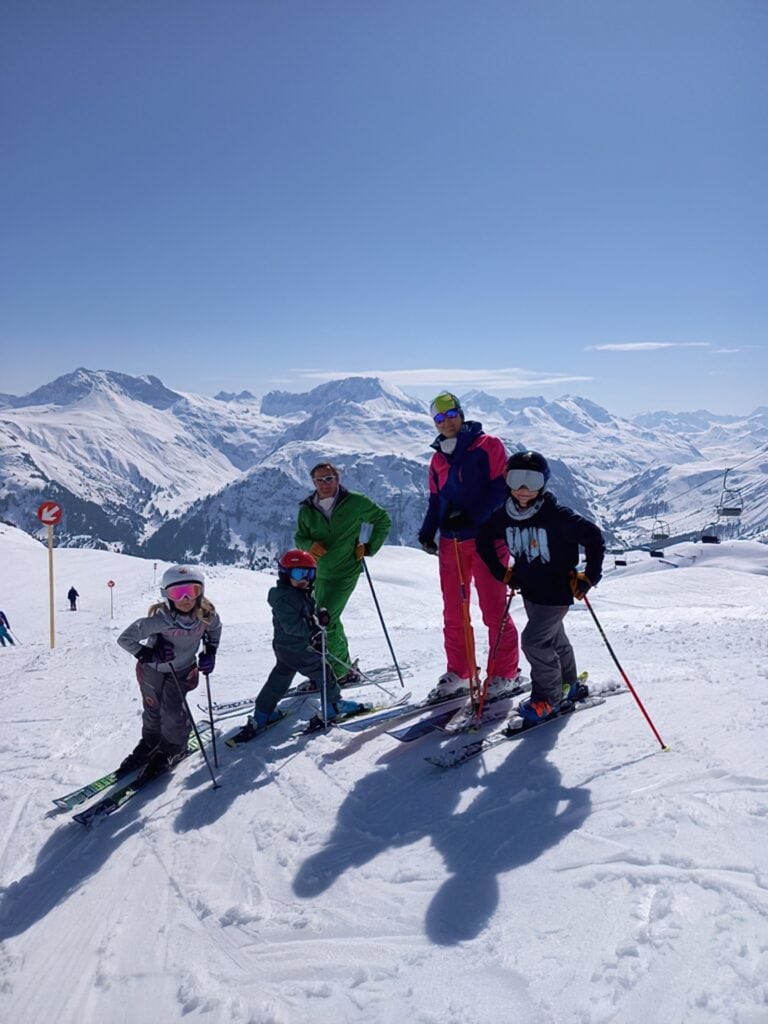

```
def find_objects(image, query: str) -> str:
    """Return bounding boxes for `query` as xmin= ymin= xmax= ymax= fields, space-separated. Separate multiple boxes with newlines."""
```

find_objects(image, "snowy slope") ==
xmin=0 ymin=524 xmax=767 ymax=1024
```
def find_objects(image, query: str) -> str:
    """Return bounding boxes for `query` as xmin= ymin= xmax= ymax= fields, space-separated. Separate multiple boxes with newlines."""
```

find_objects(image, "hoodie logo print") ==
xmin=506 ymin=526 xmax=551 ymax=565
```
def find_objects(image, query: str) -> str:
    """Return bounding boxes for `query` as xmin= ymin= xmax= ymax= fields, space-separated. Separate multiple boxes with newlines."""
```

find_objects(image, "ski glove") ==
xmin=198 ymin=646 xmax=217 ymax=674
xmin=354 ymin=542 xmax=370 ymax=561
xmin=316 ymin=607 xmax=331 ymax=627
xmin=136 ymin=638 xmax=175 ymax=664
xmin=309 ymin=629 xmax=324 ymax=653
xmin=309 ymin=542 xmax=327 ymax=558
xmin=441 ymin=508 xmax=473 ymax=533
xmin=569 ymin=571 xmax=593 ymax=600
xmin=418 ymin=534 xmax=438 ymax=556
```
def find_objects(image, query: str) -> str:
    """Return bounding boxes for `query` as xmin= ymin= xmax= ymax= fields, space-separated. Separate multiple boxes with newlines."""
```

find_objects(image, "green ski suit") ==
xmin=295 ymin=486 xmax=391 ymax=673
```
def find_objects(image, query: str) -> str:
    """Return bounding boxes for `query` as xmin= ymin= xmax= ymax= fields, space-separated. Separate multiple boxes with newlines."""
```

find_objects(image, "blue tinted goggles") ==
xmin=288 ymin=566 xmax=316 ymax=582
xmin=506 ymin=469 xmax=546 ymax=491
xmin=433 ymin=408 xmax=461 ymax=425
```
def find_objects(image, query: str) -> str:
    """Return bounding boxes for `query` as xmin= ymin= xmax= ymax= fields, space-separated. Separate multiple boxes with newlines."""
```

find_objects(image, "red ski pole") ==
xmin=582 ymin=593 xmax=669 ymax=751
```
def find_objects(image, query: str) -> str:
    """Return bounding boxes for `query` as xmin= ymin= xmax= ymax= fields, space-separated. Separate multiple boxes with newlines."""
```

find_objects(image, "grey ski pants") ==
xmin=521 ymin=599 xmax=578 ymax=706
xmin=255 ymin=643 xmax=340 ymax=716
xmin=135 ymin=661 xmax=198 ymax=754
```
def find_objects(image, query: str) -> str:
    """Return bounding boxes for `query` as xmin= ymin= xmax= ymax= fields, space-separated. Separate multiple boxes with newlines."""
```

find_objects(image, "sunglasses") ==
xmin=166 ymin=582 xmax=203 ymax=601
xmin=433 ymin=408 xmax=461 ymax=425
xmin=506 ymin=469 xmax=546 ymax=491
xmin=288 ymin=566 xmax=316 ymax=581
xmin=312 ymin=475 xmax=337 ymax=484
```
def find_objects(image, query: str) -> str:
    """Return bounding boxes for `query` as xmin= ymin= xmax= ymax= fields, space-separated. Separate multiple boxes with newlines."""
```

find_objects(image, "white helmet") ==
xmin=160 ymin=565 xmax=205 ymax=602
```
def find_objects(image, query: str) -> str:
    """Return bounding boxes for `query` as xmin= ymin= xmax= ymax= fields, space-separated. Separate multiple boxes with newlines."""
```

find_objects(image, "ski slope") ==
xmin=0 ymin=522 xmax=767 ymax=1024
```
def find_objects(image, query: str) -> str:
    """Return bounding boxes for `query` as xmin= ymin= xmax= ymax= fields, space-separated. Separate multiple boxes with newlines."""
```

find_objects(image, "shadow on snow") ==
xmin=293 ymin=717 xmax=592 ymax=945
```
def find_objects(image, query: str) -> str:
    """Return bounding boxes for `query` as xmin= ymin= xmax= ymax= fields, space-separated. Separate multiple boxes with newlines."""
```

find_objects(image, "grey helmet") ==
xmin=160 ymin=564 xmax=205 ymax=603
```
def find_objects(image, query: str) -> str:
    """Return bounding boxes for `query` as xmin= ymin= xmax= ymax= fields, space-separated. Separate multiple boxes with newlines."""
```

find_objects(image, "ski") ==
xmin=53 ymin=722 xmax=214 ymax=811
xmin=377 ymin=678 xmax=531 ymax=742
xmin=425 ymin=690 xmax=624 ymax=769
xmin=201 ymin=666 xmax=401 ymax=718
xmin=303 ymin=691 xmax=412 ymax=734
xmin=72 ymin=727 xmax=217 ymax=825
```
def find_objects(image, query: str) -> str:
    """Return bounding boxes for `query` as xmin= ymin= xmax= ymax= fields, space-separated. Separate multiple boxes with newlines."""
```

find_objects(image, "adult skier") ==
xmin=295 ymin=462 xmax=391 ymax=683
xmin=418 ymin=391 xmax=519 ymax=699
xmin=476 ymin=450 xmax=605 ymax=722
xmin=116 ymin=565 xmax=222 ymax=779
xmin=67 ymin=586 xmax=79 ymax=611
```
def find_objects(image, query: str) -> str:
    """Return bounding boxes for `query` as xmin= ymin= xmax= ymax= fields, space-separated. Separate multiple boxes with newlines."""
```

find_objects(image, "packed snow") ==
xmin=0 ymin=522 xmax=767 ymax=1024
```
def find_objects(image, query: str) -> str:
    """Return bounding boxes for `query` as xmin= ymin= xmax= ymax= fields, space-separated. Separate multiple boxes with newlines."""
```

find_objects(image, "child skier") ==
xmin=476 ymin=450 xmax=605 ymax=722
xmin=116 ymin=565 xmax=222 ymax=779
xmin=233 ymin=549 xmax=365 ymax=742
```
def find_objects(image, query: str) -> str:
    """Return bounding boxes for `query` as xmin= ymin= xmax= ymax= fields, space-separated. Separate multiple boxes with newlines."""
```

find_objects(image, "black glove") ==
xmin=418 ymin=533 xmax=438 ymax=555
xmin=316 ymin=607 xmax=330 ymax=627
xmin=441 ymin=508 xmax=473 ymax=532
xmin=197 ymin=645 xmax=217 ymax=674
xmin=309 ymin=629 xmax=324 ymax=652
xmin=136 ymin=638 xmax=175 ymax=664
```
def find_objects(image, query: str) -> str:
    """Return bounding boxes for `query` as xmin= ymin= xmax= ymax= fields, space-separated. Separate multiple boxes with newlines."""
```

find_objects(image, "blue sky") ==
xmin=2 ymin=0 xmax=766 ymax=415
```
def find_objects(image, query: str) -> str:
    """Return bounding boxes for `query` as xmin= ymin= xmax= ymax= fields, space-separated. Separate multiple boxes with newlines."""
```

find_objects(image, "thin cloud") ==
xmin=290 ymin=367 xmax=593 ymax=389
xmin=587 ymin=342 xmax=710 ymax=351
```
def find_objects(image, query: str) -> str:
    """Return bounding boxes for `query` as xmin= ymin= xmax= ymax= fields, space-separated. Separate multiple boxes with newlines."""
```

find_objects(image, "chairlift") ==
xmin=608 ymin=546 xmax=627 ymax=567
xmin=717 ymin=468 xmax=743 ymax=518
xmin=650 ymin=518 xmax=670 ymax=542
xmin=701 ymin=522 xmax=721 ymax=544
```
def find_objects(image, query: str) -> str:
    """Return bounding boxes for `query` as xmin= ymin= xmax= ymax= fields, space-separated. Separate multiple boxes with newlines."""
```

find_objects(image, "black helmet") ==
xmin=506 ymin=450 xmax=550 ymax=491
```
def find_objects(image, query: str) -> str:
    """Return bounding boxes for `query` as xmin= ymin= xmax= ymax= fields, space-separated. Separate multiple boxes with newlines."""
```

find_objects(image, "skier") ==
xmin=233 ymin=549 xmax=365 ymax=741
xmin=294 ymin=462 xmax=391 ymax=684
xmin=418 ymin=391 xmax=519 ymax=700
xmin=0 ymin=614 xmax=14 ymax=647
xmin=67 ymin=586 xmax=79 ymax=611
xmin=476 ymin=450 xmax=605 ymax=722
xmin=115 ymin=565 xmax=222 ymax=779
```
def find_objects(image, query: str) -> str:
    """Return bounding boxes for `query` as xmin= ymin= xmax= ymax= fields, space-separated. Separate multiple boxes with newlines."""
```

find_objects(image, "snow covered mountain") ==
xmin=1 ymin=369 xmax=766 ymax=563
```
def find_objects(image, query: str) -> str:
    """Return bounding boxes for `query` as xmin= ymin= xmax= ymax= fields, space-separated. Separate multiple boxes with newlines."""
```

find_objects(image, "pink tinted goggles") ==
xmin=166 ymin=582 xmax=203 ymax=601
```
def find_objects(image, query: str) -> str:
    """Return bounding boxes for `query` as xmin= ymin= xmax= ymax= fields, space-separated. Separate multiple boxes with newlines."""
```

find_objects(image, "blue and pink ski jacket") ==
xmin=419 ymin=421 xmax=509 ymax=542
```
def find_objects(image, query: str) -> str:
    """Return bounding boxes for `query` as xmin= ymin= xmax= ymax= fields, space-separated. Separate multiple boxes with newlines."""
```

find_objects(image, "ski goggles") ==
xmin=288 ymin=566 xmax=316 ymax=582
xmin=165 ymin=582 xmax=203 ymax=601
xmin=312 ymin=474 xmax=337 ymax=484
xmin=433 ymin=408 xmax=461 ymax=425
xmin=506 ymin=469 xmax=546 ymax=491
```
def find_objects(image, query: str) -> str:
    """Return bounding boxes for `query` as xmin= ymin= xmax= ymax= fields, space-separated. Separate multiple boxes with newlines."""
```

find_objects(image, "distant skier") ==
xmin=0 ymin=610 xmax=14 ymax=647
xmin=294 ymin=462 xmax=391 ymax=683
xmin=67 ymin=587 xmax=79 ymax=611
xmin=232 ymin=550 xmax=365 ymax=742
xmin=115 ymin=566 xmax=222 ymax=780
xmin=476 ymin=450 xmax=605 ymax=723
xmin=418 ymin=391 xmax=519 ymax=700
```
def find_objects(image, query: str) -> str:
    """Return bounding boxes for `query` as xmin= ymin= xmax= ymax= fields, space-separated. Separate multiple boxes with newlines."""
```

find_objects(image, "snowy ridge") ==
xmin=0 ymin=521 xmax=767 ymax=1022
xmin=1 ymin=369 xmax=767 ymax=562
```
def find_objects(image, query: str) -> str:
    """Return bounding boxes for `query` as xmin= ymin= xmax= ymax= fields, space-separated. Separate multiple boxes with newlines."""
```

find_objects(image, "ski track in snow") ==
xmin=0 ymin=528 xmax=767 ymax=1023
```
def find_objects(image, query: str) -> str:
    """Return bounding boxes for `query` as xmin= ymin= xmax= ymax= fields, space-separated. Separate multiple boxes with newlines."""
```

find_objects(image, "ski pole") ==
xmin=323 ymin=649 xmax=398 ymax=698
xmin=582 ymin=593 xmax=669 ymax=751
xmin=475 ymin=584 xmax=515 ymax=720
xmin=8 ymin=629 xmax=22 ymax=645
xmin=168 ymin=665 xmax=220 ymax=788
xmin=320 ymin=624 xmax=330 ymax=731
xmin=203 ymin=672 xmax=219 ymax=768
xmin=452 ymin=536 xmax=481 ymax=711
xmin=358 ymin=523 xmax=404 ymax=688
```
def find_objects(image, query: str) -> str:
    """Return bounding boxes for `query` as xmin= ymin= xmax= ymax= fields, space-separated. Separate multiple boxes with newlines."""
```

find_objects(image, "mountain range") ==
xmin=1 ymin=368 xmax=766 ymax=564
